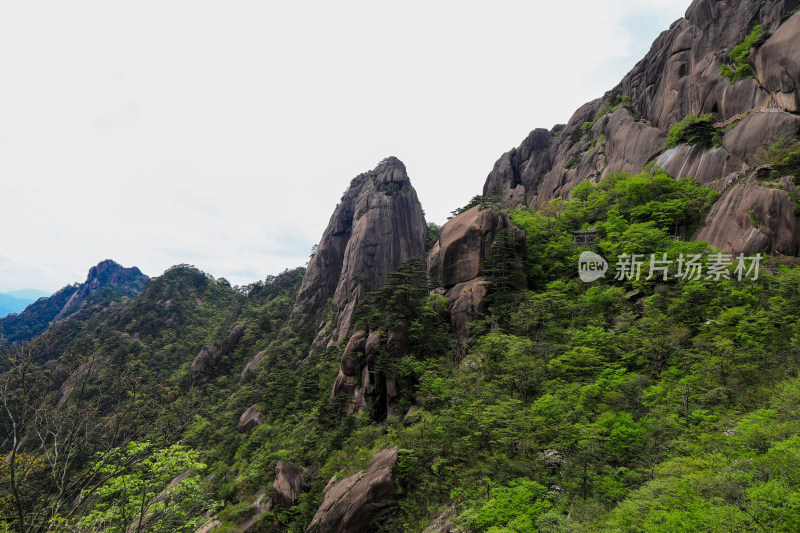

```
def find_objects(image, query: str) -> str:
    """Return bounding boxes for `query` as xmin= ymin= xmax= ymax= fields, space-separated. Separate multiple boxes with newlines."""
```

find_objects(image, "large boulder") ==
xmin=306 ymin=448 xmax=398 ymax=533
xmin=340 ymin=330 xmax=367 ymax=376
xmin=237 ymin=404 xmax=264 ymax=434
xmin=428 ymin=207 xmax=523 ymax=339
xmin=191 ymin=324 xmax=246 ymax=379
xmin=240 ymin=350 xmax=267 ymax=381
xmin=428 ymin=206 xmax=521 ymax=288
xmin=446 ymin=278 xmax=489 ymax=339
xmin=330 ymin=327 xmax=408 ymax=419
xmin=273 ymin=460 xmax=305 ymax=509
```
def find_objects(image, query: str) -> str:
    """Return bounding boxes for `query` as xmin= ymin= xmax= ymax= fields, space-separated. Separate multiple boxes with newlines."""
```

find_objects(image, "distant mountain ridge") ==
xmin=0 ymin=289 xmax=51 ymax=318
xmin=0 ymin=294 xmax=35 ymax=318
xmin=0 ymin=260 xmax=148 ymax=344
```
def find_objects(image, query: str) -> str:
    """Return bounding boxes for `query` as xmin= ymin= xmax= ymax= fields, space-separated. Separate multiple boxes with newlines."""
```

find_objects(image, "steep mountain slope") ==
xmin=3 ymin=1 xmax=800 ymax=532
xmin=484 ymin=0 xmax=800 ymax=254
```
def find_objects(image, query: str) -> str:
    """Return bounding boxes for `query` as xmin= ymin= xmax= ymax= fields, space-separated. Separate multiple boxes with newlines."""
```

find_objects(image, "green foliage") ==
xmin=753 ymin=137 xmax=800 ymax=181
xmin=461 ymin=478 xmax=551 ymax=532
xmin=450 ymin=192 xmax=500 ymax=219
xmin=352 ymin=257 xmax=432 ymax=331
xmin=719 ymin=25 xmax=762 ymax=83
xmin=509 ymin=169 xmax=718 ymax=289
xmin=667 ymin=114 xmax=722 ymax=149
xmin=218 ymin=502 xmax=256 ymax=524
xmin=482 ymin=228 xmax=526 ymax=325
xmin=426 ymin=222 xmax=441 ymax=252
xmin=78 ymin=441 xmax=217 ymax=532
xmin=6 ymin=148 xmax=800 ymax=533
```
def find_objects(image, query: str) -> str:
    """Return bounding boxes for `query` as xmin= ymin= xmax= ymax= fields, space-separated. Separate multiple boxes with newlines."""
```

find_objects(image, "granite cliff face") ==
xmin=293 ymin=157 xmax=427 ymax=346
xmin=484 ymin=0 xmax=800 ymax=255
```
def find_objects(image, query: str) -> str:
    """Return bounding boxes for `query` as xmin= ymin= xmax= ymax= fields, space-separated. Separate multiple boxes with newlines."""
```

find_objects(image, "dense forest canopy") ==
xmin=3 ymin=167 xmax=800 ymax=532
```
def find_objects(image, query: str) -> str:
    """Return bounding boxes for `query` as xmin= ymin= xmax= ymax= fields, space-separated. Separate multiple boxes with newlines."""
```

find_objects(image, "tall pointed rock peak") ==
xmin=294 ymin=157 xmax=427 ymax=345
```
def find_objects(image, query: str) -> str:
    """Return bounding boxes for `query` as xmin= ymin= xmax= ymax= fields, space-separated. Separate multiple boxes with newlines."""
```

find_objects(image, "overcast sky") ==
xmin=0 ymin=1 xmax=691 ymax=293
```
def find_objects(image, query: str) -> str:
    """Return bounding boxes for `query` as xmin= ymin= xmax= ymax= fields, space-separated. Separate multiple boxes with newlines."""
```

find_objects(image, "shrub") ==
xmin=753 ymin=137 xmax=800 ymax=181
xmin=667 ymin=114 xmax=721 ymax=149
xmin=460 ymin=478 xmax=551 ymax=532
xmin=719 ymin=25 xmax=761 ymax=83
xmin=219 ymin=502 xmax=256 ymax=524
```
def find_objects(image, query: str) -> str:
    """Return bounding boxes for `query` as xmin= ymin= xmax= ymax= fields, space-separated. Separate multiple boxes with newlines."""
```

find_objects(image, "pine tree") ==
xmin=483 ymin=228 xmax=526 ymax=328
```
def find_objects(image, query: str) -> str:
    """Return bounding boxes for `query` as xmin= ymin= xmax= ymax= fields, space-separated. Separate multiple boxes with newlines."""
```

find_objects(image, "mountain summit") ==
xmin=0 ymin=260 xmax=148 ymax=343
xmin=53 ymin=259 xmax=149 ymax=321
xmin=293 ymin=157 xmax=427 ymax=346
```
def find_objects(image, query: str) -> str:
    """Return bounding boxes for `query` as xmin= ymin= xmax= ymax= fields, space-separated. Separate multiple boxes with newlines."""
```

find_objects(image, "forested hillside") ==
xmin=3 ymin=0 xmax=800 ymax=531
xmin=3 ymin=169 xmax=800 ymax=532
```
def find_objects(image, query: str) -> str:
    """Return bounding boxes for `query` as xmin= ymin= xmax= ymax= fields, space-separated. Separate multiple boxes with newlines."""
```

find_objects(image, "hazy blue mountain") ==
xmin=0 ymin=292 xmax=36 ymax=317
xmin=6 ymin=288 xmax=50 ymax=300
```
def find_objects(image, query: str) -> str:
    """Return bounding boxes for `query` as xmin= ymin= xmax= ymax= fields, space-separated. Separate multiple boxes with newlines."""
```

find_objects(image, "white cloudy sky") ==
xmin=0 ymin=1 xmax=691 ymax=293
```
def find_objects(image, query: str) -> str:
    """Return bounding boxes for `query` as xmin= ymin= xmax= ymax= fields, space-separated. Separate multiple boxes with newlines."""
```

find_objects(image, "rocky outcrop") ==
xmin=693 ymin=172 xmax=800 ymax=255
xmin=428 ymin=206 xmax=523 ymax=338
xmin=293 ymin=157 xmax=427 ymax=347
xmin=240 ymin=350 xmax=266 ymax=381
xmin=0 ymin=284 xmax=80 ymax=345
xmin=196 ymin=519 xmax=222 ymax=533
xmin=446 ymin=278 xmax=489 ymax=339
xmin=273 ymin=460 xmax=305 ymax=508
xmin=57 ymin=355 xmax=107 ymax=407
xmin=423 ymin=505 xmax=458 ymax=533
xmin=429 ymin=206 xmax=507 ymax=287
xmin=620 ymin=0 xmax=798 ymax=130
xmin=191 ymin=324 xmax=246 ymax=379
xmin=483 ymin=128 xmax=555 ymax=205
xmin=481 ymin=0 xmax=800 ymax=255
xmin=330 ymin=326 xmax=408 ymax=419
xmin=54 ymin=260 xmax=149 ymax=321
xmin=722 ymin=111 xmax=800 ymax=162
xmin=306 ymin=447 xmax=398 ymax=533
xmin=237 ymin=404 xmax=264 ymax=434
